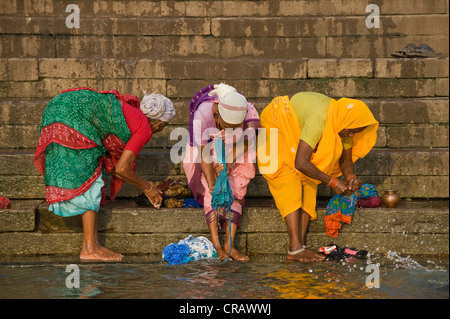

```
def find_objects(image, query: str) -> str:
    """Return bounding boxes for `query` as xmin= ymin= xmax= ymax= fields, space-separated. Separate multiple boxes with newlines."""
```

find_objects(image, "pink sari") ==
xmin=183 ymin=99 xmax=260 ymax=228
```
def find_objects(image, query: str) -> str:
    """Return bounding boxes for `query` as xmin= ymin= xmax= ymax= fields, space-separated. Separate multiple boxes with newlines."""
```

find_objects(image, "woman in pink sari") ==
xmin=183 ymin=84 xmax=260 ymax=261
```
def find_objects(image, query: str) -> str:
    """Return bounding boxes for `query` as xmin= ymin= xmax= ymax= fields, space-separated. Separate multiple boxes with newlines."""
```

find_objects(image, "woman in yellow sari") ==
xmin=257 ymin=92 xmax=379 ymax=262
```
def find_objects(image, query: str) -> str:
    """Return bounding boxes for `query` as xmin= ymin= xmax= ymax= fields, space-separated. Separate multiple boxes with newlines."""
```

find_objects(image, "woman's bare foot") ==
xmin=96 ymin=241 xmax=124 ymax=259
xmin=215 ymin=246 xmax=232 ymax=260
xmin=226 ymin=247 xmax=249 ymax=261
xmin=286 ymin=247 xmax=325 ymax=262
xmin=80 ymin=242 xmax=123 ymax=262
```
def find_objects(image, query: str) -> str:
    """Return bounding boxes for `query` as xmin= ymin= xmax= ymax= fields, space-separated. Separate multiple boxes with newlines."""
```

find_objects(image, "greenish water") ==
xmin=0 ymin=253 xmax=448 ymax=299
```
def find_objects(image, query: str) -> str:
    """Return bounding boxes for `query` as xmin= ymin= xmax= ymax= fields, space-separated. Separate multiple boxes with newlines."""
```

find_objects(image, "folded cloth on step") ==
xmin=0 ymin=197 xmax=11 ymax=209
xmin=162 ymin=235 xmax=217 ymax=265
xmin=211 ymin=137 xmax=234 ymax=213
xmin=325 ymin=183 xmax=380 ymax=237
xmin=182 ymin=198 xmax=203 ymax=208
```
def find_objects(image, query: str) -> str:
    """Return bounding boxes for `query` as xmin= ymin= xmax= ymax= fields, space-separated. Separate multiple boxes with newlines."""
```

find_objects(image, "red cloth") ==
xmin=356 ymin=196 xmax=382 ymax=208
xmin=0 ymin=197 xmax=11 ymax=209
xmin=60 ymin=88 xmax=151 ymax=157
xmin=121 ymin=102 xmax=152 ymax=157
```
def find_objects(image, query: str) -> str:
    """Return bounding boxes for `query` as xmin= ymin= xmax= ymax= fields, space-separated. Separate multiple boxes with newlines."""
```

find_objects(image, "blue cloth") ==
xmin=182 ymin=198 xmax=203 ymax=208
xmin=162 ymin=243 xmax=192 ymax=265
xmin=162 ymin=236 xmax=217 ymax=265
xmin=325 ymin=183 xmax=379 ymax=218
xmin=49 ymin=173 xmax=104 ymax=217
xmin=211 ymin=138 xmax=234 ymax=213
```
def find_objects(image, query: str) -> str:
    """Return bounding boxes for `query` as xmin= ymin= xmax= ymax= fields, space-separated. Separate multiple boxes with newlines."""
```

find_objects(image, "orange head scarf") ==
xmin=310 ymin=98 xmax=379 ymax=179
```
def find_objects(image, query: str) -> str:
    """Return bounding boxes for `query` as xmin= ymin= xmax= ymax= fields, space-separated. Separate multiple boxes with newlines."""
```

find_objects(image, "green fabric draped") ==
xmin=40 ymin=90 xmax=131 ymax=193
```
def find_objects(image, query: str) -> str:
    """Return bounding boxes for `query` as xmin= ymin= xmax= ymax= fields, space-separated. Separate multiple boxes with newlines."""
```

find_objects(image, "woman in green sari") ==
xmin=34 ymin=88 xmax=176 ymax=262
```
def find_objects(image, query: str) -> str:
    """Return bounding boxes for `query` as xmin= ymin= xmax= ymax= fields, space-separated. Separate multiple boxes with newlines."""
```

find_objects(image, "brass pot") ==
xmin=381 ymin=190 xmax=401 ymax=208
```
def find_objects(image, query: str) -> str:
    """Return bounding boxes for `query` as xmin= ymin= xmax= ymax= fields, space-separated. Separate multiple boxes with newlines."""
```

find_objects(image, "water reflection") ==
xmin=0 ymin=255 xmax=447 ymax=299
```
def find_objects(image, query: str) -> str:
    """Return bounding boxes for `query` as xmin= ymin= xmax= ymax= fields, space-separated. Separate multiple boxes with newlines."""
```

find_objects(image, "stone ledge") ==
xmin=34 ymin=199 xmax=449 ymax=234
xmin=0 ymin=199 xmax=448 ymax=256
xmin=1 ymin=97 xmax=448 ymax=126
xmin=2 ymin=122 xmax=450 ymax=148
xmin=1 ymin=174 xmax=449 ymax=199
xmin=1 ymin=35 xmax=448 ymax=59
xmin=2 ymin=0 xmax=448 ymax=17
xmin=2 ymin=58 xmax=448 ymax=81
xmin=1 ymin=148 xmax=447 ymax=176
xmin=1 ymin=231 xmax=447 ymax=256
xmin=2 ymin=15 xmax=448 ymax=37
xmin=0 ymin=200 xmax=42 ymax=232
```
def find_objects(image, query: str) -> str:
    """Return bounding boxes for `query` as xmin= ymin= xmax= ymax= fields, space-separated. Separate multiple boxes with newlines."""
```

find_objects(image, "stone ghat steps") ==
xmin=0 ymin=147 xmax=448 ymax=199
xmin=0 ymin=199 xmax=448 ymax=256
xmin=2 ymin=0 xmax=448 ymax=17
xmin=1 ymin=57 xmax=448 ymax=99
xmin=2 ymin=96 xmax=448 ymax=126
xmin=1 ymin=0 xmax=449 ymax=60
xmin=1 ymin=34 xmax=448 ymax=60
xmin=0 ymin=97 xmax=448 ymax=149
xmin=1 ymin=14 xmax=448 ymax=38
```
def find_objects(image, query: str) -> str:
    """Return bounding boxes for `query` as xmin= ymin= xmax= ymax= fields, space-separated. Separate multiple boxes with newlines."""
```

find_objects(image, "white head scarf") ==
xmin=140 ymin=91 xmax=176 ymax=123
xmin=208 ymin=83 xmax=248 ymax=125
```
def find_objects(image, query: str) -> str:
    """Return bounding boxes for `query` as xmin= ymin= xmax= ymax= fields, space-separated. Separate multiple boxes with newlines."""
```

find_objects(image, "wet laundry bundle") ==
xmin=324 ymin=183 xmax=381 ymax=237
xmin=319 ymin=244 xmax=368 ymax=261
xmin=162 ymin=235 xmax=217 ymax=265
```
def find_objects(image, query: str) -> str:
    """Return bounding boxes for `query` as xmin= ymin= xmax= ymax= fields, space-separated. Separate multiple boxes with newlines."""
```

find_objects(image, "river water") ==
xmin=0 ymin=252 xmax=448 ymax=300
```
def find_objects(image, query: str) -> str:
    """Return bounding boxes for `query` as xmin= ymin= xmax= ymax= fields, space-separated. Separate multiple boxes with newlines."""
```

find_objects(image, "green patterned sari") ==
xmin=34 ymin=89 xmax=133 ymax=205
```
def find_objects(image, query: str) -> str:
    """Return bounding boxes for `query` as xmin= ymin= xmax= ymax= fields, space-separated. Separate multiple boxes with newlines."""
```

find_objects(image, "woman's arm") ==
xmin=339 ymin=147 xmax=362 ymax=193
xmin=113 ymin=150 xmax=162 ymax=208
xmin=295 ymin=140 xmax=349 ymax=195
xmin=200 ymin=144 xmax=217 ymax=193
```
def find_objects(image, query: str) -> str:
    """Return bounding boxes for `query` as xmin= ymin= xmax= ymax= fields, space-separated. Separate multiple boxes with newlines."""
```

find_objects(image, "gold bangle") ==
xmin=143 ymin=182 xmax=157 ymax=195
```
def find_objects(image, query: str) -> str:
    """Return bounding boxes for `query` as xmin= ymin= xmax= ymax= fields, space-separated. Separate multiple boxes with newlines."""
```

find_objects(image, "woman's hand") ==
xmin=144 ymin=183 xmax=163 ymax=209
xmin=214 ymin=163 xmax=232 ymax=177
xmin=333 ymin=180 xmax=351 ymax=195
xmin=215 ymin=163 xmax=225 ymax=177
xmin=346 ymin=174 xmax=362 ymax=193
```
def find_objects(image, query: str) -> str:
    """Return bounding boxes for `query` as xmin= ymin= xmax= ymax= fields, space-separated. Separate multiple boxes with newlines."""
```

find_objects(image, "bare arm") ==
xmin=294 ymin=140 xmax=349 ymax=195
xmin=113 ymin=150 xmax=162 ymax=208
xmin=339 ymin=147 xmax=362 ymax=193
xmin=200 ymin=144 xmax=217 ymax=193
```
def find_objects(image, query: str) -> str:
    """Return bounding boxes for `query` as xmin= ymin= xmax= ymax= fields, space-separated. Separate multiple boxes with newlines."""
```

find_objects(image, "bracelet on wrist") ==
xmin=143 ymin=182 xmax=157 ymax=195
xmin=326 ymin=177 xmax=339 ymax=189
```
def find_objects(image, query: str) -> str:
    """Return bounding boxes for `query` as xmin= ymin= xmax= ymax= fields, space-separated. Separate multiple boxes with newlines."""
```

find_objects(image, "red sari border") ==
xmin=34 ymin=123 xmax=134 ymax=205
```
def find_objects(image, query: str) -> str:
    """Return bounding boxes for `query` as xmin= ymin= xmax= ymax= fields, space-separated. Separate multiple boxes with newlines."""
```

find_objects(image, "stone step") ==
xmin=1 ymin=34 xmax=448 ymax=59
xmin=1 ymin=15 xmax=448 ymax=38
xmin=0 ymin=148 xmax=448 ymax=199
xmin=1 ymin=121 xmax=448 ymax=149
xmin=1 ymin=58 xmax=448 ymax=82
xmin=0 ymin=76 xmax=448 ymax=99
xmin=0 ymin=199 xmax=448 ymax=256
xmin=1 ymin=148 xmax=447 ymax=177
xmin=1 ymin=97 xmax=448 ymax=126
xmin=1 ymin=0 xmax=447 ymax=17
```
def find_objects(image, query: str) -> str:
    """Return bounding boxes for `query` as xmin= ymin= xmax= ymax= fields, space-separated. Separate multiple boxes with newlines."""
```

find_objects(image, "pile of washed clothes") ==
xmin=162 ymin=235 xmax=217 ymax=265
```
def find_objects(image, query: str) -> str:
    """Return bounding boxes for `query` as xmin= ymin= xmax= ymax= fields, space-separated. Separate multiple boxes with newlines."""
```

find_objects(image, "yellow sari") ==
xmin=257 ymin=95 xmax=379 ymax=220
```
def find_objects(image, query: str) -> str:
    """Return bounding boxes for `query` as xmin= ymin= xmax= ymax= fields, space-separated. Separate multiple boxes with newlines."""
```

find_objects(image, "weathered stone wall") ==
xmin=0 ymin=0 xmax=449 ymax=199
